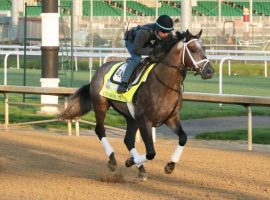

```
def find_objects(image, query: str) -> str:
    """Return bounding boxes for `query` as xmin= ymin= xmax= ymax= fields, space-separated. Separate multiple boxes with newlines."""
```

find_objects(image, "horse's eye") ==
xmin=190 ymin=47 xmax=198 ymax=53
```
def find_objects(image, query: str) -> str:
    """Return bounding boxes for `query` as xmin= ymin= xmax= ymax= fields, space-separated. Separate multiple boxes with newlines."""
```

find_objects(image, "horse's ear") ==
xmin=176 ymin=31 xmax=186 ymax=41
xmin=185 ymin=29 xmax=191 ymax=41
xmin=196 ymin=29 xmax=203 ymax=39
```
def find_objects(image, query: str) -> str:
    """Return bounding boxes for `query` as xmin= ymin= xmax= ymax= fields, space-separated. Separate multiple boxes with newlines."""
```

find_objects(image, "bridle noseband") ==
xmin=182 ymin=38 xmax=209 ymax=74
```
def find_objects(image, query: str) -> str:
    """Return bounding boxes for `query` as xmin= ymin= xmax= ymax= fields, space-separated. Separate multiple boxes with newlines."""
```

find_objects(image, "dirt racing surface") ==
xmin=0 ymin=129 xmax=269 ymax=200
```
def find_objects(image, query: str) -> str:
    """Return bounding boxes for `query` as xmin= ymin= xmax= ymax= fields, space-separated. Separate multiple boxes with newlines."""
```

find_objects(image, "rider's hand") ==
xmin=150 ymin=45 xmax=165 ymax=62
xmin=150 ymin=50 xmax=165 ymax=62
xmin=153 ymin=45 xmax=163 ymax=55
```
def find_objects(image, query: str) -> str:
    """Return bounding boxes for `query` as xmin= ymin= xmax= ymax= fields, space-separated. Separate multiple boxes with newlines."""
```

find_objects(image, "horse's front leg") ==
xmin=124 ymin=118 xmax=147 ymax=179
xmin=164 ymin=115 xmax=187 ymax=174
xmin=131 ymin=121 xmax=156 ymax=161
xmin=129 ymin=121 xmax=156 ymax=165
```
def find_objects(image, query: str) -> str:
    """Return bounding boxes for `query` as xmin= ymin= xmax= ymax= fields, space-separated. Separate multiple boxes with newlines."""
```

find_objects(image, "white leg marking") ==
xmin=101 ymin=137 xmax=114 ymax=157
xmin=171 ymin=145 xmax=184 ymax=163
xmin=130 ymin=148 xmax=147 ymax=166
xmin=134 ymin=154 xmax=147 ymax=165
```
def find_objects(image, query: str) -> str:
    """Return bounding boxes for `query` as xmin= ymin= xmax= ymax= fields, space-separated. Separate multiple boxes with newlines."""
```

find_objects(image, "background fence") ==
xmin=1 ymin=0 xmax=270 ymax=49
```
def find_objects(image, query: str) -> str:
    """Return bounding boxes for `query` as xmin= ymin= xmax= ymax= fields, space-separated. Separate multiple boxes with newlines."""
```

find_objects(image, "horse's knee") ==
xmin=146 ymin=152 xmax=156 ymax=160
xmin=179 ymin=133 xmax=187 ymax=146
xmin=124 ymin=137 xmax=134 ymax=150
xmin=95 ymin=124 xmax=105 ymax=140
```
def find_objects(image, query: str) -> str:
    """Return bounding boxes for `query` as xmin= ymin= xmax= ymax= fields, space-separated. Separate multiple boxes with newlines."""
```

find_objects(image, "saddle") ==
xmin=127 ymin=57 xmax=154 ymax=85
xmin=100 ymin=58 xmax=156 ymax=103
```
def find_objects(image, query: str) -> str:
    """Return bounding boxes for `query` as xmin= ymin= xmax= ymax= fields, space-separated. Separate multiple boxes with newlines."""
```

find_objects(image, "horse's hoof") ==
xmin=108 ymin=161 xmax=117 ymax=172
xmin=125 ymin=157 xmax=135 ymax=167
xmin=164 ymin=162 xmax=175 ymax=174
xmin=138 ymin=165 xmax=148 ymax=181
xmin=138 ymin=171 xmax=148 ymax=181
xmin=108 ymin=153 xmax=117 ymax=172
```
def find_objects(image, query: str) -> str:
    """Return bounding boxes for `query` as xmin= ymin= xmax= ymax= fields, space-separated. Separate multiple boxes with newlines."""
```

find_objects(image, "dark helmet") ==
xmin=155 ymin=15 xmax=174 ymax=33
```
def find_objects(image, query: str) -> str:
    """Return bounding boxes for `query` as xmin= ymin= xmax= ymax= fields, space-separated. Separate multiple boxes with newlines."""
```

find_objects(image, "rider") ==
xmin=117 ymin=15 xmax=175 ymax=93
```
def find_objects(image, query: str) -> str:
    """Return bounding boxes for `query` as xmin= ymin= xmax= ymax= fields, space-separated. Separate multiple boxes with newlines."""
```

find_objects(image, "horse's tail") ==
xmin=59 ymin=83 xmax=92 ymax=120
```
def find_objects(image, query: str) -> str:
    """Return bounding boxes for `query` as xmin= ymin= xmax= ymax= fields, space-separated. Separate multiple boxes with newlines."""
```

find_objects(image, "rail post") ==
xmin=219 ymin=56 xmax=232 ymax=95
xmin=75 ymin=120 xmax=79 ymax=136
xmin=247 ymin=106 xmax=253 ymax=151
xmin=264 ymin=61 xmax=268 ymax=78
xmin=4 ymin=93 xmax=9 ymax=130
xmin=152 ymin=127 xmax=156 ymax=143
xmin=136 ymin=130 xmax=141 ymax=142
xmin=64 ymin=97 xmax=72 ymax=136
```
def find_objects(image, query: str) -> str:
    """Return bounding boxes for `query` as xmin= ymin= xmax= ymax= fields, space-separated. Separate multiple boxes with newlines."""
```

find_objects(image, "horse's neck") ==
xmin=164 ymin=53 xmax=181 ymax=68
xmin=151 ymin=41 xmax=184 ymax=88
xmin=165 ymin=42 xmax=183 ymax=67
xmin=154 ymin=56 xmax=183 ymax=88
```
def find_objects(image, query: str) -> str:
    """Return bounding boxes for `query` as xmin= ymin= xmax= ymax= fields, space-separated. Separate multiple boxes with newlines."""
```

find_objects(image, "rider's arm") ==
xmin=133 ymin=29 xmax=153 ymax=56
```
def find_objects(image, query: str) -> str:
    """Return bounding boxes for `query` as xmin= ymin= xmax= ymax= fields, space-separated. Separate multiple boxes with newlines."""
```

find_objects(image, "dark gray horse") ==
xmin=60 ymin=30 xmax=214 ymax=179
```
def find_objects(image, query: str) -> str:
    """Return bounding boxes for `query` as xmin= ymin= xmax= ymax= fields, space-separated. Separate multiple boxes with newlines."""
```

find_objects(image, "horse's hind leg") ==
xmin=164 ymin=115 xmax=187 ymax=174
xmin=93 ymin=100 xmax=117 ymax=171
xmin=124 ymin=118 xmax=147 ymax=179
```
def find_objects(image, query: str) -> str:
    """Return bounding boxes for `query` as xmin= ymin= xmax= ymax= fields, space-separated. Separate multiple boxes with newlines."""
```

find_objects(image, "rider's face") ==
xmin=158 ymin=31 xmax=170 ymax=39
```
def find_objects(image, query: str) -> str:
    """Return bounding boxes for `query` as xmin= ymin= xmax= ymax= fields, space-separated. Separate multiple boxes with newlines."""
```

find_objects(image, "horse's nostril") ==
xmin=206 ymin=66 xmax=214 ymax=75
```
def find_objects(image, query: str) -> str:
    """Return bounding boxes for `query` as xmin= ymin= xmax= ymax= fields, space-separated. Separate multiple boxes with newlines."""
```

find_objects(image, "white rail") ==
xmin=1 ymin=46 xmax=270 ymax=76
xmin=2 ymin=48 xmax=270 ymax=87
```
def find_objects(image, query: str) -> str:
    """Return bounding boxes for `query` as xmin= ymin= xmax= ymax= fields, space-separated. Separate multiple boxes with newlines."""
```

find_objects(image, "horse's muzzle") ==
xmin=201 ymin=63 xmax=214 ymax=79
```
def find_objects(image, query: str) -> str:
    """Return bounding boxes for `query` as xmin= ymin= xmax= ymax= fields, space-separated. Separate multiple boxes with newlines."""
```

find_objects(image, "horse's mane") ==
xmin=162 ymin=31 xmax=186 ymax=54
xmin=161 ymin=31 xmax=187 ymax=81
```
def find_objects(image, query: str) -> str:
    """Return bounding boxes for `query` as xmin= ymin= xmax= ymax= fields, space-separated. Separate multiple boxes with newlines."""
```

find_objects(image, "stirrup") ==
xmin=117 ymin=82 xmax=128 ymax=93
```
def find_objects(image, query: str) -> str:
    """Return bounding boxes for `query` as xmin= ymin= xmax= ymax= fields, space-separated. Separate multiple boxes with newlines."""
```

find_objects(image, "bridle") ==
xmin=153 ymin=38 xmax=209 ymax=94
xmin=182 ymin=38 xmax=209 ymax=74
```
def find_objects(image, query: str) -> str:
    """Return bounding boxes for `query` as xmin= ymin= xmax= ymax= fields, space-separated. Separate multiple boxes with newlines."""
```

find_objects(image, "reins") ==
xmin=153 ymin=66 xmax=183 ymax=94
xmin=153 ymin=60 xmax=185 ymax=94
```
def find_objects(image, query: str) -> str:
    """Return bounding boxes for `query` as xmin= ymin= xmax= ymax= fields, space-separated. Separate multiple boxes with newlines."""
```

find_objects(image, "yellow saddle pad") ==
xmin=99 ymin=62 xmax=156 ymax=102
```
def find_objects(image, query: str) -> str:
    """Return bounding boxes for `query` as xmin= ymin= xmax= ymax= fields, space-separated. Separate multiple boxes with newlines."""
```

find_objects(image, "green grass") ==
xmin=195 ymin=128 xmax=270 ymax=144
xmin=0 ymin=61 xmax=270 ymax=132
xmin=181 ymin=102 xmax=270 ymax=119
xmin=1 ymin=66 xmax=270 ymax=96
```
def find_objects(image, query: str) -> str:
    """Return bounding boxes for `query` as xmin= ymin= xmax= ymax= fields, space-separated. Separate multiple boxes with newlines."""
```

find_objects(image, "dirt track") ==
xmin=0 ymin=130 xmax=270 ymax=200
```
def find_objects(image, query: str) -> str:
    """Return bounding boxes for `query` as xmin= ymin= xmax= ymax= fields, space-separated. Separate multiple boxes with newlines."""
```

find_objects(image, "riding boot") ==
xmin=117 ymin=82 xmax=128 ymax=93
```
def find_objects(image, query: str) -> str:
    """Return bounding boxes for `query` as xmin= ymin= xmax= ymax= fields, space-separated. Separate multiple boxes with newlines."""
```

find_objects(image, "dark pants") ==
xmin=122 ymin=40 xmax=142 ymax=83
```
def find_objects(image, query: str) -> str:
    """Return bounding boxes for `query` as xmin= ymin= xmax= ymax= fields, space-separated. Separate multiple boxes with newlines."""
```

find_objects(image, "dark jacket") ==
xmin=125 ymin=23 xmax=173 ymax=56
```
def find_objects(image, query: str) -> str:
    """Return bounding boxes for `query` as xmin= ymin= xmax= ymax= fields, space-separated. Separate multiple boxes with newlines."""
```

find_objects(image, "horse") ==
xmin=59 ymin=29 xmax=214 ymax=179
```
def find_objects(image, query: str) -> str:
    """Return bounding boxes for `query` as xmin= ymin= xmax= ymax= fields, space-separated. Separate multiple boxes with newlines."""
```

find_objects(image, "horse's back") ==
xmin=90 ymin=61 xmax=119 ymax=97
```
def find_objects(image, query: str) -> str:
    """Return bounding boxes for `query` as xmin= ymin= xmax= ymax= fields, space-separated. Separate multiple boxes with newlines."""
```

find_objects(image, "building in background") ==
xmin=0 ymin=0 xmax=269 ymax=49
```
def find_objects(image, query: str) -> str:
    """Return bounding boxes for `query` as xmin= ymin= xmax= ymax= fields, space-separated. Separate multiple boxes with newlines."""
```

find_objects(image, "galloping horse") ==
xmin=60 ymin=30 xmax=214 ymax=178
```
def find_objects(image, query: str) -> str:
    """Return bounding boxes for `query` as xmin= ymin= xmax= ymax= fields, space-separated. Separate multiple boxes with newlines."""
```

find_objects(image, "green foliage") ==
xmin=181 ymin=102 xmax=270 ymax=120
xmin=0 ymin=57 xmax=101 ymax=71
xmin=211 ymin=63 xmax=270 ymax=77
xmin=195 ymin=128 xmax=270 ymax=144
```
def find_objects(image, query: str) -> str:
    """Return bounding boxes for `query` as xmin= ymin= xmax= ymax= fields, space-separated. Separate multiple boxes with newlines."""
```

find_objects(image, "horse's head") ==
xmin=176 ymin=29 xmax=214 ymax=79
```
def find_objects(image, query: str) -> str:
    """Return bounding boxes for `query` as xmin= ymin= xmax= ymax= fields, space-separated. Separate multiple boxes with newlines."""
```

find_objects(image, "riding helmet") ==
xmin=155 ymin=15 xmax=174 ymax=33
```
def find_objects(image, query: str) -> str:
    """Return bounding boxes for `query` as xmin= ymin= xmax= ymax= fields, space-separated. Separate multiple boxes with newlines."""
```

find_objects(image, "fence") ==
xmin=1 ymin=85 xmax=270 ymax=151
